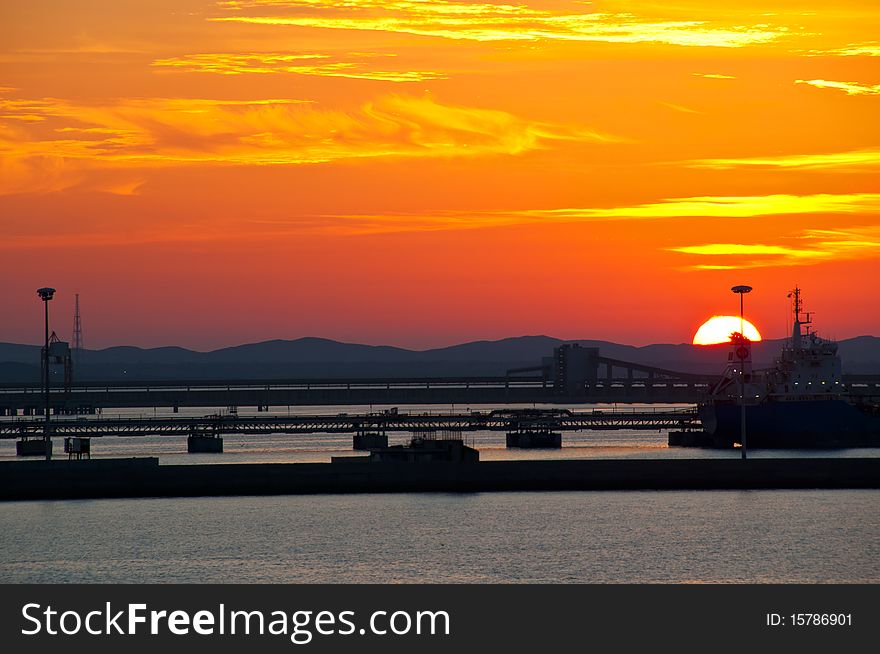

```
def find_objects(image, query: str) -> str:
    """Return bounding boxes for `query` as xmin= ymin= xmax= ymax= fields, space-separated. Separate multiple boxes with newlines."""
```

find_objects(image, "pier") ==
xmin=0 ymin=407 xmax=699 ymax=439
xmin=1 ymin=457 xmax=878 ymax=501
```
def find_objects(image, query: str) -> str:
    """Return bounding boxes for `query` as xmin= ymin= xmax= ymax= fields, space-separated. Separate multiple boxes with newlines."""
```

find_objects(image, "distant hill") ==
xmin=0 ymin=334 xmax=878 ymax=382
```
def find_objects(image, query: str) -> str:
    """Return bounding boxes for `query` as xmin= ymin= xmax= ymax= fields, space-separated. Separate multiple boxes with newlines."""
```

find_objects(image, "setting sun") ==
xmin=693 ymin=316 xmax=762 ymax=345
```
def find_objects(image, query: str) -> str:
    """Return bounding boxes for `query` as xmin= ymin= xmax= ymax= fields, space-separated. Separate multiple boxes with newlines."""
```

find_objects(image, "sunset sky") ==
xmin=2 ymin=0 xmax=878 ymax=349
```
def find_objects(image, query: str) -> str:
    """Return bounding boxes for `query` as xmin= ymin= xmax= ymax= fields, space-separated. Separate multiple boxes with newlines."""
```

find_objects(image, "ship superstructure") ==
xmin=697 ymin=287 xmax=880 ymax=448
xmin=764 ymin=287 xmax=843 ymax=400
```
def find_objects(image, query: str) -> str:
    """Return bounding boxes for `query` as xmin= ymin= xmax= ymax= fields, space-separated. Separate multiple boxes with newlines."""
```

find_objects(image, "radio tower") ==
xmin=72 ymin=293 xmax=84 ymax=368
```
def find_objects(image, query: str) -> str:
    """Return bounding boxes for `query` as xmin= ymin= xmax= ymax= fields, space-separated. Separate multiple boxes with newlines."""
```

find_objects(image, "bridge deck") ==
xmin=1 ymin=408 xmax=699 ymax=438
xmin=2 ymin=374 xmax=876 ymax=413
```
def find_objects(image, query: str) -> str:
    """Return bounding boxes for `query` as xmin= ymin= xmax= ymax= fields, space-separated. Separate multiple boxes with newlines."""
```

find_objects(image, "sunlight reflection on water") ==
xmin=0 ymin=490 xmax=877 ymax=583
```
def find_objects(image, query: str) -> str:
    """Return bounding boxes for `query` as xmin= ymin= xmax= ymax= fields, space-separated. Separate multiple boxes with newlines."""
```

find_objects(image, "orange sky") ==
xmin=1 ymin=0 xmax=879 ymax=349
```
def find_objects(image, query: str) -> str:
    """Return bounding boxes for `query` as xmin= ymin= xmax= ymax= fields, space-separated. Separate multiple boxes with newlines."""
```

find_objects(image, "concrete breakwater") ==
xmin=1 ymin=457 xmax=879 ymax=501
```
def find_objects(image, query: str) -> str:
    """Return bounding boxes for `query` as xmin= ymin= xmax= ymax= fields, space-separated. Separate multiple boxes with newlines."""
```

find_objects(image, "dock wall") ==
xmin=1 ymin=457 xmax=879 ymax=501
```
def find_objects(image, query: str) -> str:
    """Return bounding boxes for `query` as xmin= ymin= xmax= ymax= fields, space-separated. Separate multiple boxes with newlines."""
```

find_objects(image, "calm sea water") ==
xmin=1 ymin=403 xmax=878 ymax=583
xmin=1 ymin=491 xmax=877 ymax=583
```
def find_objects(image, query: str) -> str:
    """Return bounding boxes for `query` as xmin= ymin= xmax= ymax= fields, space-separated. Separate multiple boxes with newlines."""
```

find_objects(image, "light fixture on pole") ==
xmin=731 ymin=285 xmax=752 ymax=460
xmin=37 ymin=287 xmax=56 ymax=461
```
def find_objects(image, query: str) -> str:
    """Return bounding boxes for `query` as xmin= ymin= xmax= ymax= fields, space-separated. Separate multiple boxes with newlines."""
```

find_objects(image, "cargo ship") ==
xmin=698 ymin=287 xmax=880 ymax=448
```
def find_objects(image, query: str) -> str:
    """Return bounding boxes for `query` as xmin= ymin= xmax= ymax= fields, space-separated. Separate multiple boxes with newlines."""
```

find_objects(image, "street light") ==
xmin=731 ymin=285 xmax=752 ymax=460
xmin=37 ymin=287 xmax=56 ymax=461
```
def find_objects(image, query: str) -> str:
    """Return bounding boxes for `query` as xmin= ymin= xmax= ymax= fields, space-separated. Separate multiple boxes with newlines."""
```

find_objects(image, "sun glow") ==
xmin=1 ymin=0 xmax=878 ymax=348
xmin=693 ymin=316 xmax=762 ymax=345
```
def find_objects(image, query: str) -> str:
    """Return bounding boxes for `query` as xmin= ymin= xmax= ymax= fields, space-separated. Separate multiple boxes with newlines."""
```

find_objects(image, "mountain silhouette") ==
xmin=0 ymin=334 xmax=877 ymax=382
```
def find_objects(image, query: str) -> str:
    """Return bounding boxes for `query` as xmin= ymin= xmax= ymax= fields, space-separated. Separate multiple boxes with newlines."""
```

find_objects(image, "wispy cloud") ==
xmin=217 ymin=0 xmax=533 ymax=15
xmin=509 ymin=194 xmax=880 ymax=220
xmin=153 ymin=52 xmax=445 ymax=82
xmin=795 ymin=78 xmax=880 ymax=95
xmin=688 ymin=149 xmax=880 ymax=172
xmin=659 ymin=101 xmax=703 ymax=114
xmin=0 ymin=93 xmax=617 ymax=194
xmin=210 ymin=0 xmax=787 ymax=48
xmin=692 ymin=72 xmax=735 ymax=79
xmin=668 ymin=226 xmax=880 ymax=269
xmin=802 ymin=41 xmax=880 ymax=57
xmin=671 ymin=243 xmax=823 ymax=258
xmin=317 ymin=193 xmax=880 ymax=236
xmin=9 ymin=193 xmax=880 ymax=249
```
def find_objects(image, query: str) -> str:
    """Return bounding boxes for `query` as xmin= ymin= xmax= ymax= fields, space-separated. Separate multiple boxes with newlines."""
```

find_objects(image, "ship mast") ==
xmin=789 ymin=286 xmax=801 ymax=319
xmin=788 ymin=286 xmax=801 ymax=348
xmin=787 ymin=286 xmax=814 ymax=348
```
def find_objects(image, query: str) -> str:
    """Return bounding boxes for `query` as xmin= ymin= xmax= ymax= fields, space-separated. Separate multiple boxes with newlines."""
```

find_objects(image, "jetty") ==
xmin=1 ymin=456 xmax=878 ymax=501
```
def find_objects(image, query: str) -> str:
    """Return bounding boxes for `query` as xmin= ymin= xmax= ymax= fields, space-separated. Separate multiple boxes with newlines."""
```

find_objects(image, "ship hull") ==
xmin=698 ymin=399 xmax=880 ymax=449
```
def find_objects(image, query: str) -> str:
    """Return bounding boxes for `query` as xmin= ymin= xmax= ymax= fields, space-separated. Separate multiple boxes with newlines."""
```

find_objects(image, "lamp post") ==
xmin=37 ymin=287 xmax=56 ymax=461
xmin=731 ymin=285 xmax=752 ymax=460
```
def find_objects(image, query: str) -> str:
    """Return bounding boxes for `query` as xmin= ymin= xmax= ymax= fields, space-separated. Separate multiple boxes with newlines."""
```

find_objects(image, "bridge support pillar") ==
xmin=17 ymin=438 xmax=52 ymax=457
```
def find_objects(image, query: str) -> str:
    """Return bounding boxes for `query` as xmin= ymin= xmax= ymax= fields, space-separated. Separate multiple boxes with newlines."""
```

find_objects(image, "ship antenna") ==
xmin=72 ymin=293 xmax=83 ymax=368
xmin=787 ymin=286 xmax=803 ymax=348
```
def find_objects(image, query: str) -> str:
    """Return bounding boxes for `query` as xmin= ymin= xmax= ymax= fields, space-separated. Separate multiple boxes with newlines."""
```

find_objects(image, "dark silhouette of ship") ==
xmin=698 ymin=288 xmax=880 ymax=448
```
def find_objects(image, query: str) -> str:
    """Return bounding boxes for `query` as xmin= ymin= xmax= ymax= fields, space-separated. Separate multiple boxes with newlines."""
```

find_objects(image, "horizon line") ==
xmin=2 ymin=333 xmax=877 ymax=355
